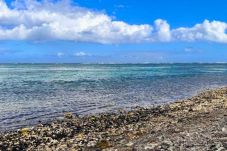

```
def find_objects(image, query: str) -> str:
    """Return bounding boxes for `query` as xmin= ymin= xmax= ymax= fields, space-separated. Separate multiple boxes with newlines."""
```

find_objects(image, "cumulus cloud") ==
xmin=0 ymin=0 xmax=227 ymax=44
xmin=0 ymin=0 xmax=152 ymax=43
xmin=172 ymin=20 xmax=227 ymax=43
xmin=153 ymin=19 xmax=171 ymax=42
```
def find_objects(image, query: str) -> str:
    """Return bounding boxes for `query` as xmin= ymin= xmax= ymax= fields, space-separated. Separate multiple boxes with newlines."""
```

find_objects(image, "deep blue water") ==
xmin=0 ymin=63 xmax=227 ymax=130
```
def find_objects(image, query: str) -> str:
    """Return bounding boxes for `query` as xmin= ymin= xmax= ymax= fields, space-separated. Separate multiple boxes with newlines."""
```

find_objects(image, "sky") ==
xmin=0 ymin=0 xmax=227 ymax=63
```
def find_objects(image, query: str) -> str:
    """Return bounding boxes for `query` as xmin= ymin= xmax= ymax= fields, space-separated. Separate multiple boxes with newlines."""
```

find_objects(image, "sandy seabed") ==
xmin=0 ymin=87 xmax=227 ymax=151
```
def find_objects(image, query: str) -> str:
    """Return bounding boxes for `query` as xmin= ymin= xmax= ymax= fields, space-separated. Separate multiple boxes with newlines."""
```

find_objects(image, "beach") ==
xmin=1 ymin=0 xmax=227 ymax=150
xmin=0 ymin=87 xmax=227 ymax=150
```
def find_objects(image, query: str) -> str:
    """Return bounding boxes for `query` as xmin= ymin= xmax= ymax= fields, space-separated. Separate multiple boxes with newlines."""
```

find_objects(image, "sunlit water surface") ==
xmin=0 ymin=64 xmax=227 ymax=130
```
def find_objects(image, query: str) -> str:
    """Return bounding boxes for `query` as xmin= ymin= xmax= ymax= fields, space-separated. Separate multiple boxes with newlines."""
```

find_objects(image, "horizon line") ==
xmin=0 ymin=62 xmax=226 ymax=65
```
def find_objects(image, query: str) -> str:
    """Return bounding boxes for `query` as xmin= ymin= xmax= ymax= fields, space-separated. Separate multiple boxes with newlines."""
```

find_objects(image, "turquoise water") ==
xmin=0 ymin=63 xmax=227 ymax=130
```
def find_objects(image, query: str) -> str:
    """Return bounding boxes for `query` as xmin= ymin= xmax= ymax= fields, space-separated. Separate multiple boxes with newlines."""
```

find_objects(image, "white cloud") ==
xmin=184 ymin=47 xmax=193 ymax=52
xmin=74 ymin=51 xmax=91 ymax=57
xmin=115 ymin=4 xmax=125 ymax=9
xmin=172 ymin=20 xmax=227 ymax=43
xmin=57 ymin=52 xmax=64 ymax=57
xmin=154 ymin=19 xmax=171 ymax=42
xmin=0 ymin=0 xmax=227 ymax=44
xmin=0 ymin=0 xmax=152 ymax=43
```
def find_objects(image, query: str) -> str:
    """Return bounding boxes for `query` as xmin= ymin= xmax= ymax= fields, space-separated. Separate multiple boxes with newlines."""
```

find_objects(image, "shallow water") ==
xmin=0 ymin=63 xmax=227 ymax=130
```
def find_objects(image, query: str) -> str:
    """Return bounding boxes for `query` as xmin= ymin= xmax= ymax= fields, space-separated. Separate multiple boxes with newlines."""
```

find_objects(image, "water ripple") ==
xmin=0 ymin=64 xmax=227 ymax=130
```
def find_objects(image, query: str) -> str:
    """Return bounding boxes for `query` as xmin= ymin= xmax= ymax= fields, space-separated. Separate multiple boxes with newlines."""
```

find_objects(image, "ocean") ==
xmin=0 ymin=63 xmax=227 ymax=130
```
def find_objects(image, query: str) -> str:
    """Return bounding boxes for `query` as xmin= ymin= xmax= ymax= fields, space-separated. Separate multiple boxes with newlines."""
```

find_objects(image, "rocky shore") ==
xmin=0 ymin=87 xmax=227 ymax=151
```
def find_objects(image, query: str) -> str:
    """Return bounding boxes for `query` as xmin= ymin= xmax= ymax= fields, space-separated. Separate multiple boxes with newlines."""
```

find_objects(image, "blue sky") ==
xmin=0 ymin=0 xmax=227 ymax=63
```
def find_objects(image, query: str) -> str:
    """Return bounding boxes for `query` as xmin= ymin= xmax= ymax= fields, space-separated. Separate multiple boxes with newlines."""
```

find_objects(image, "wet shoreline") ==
xmin=0 ymin=87 xmax=227 ymax=150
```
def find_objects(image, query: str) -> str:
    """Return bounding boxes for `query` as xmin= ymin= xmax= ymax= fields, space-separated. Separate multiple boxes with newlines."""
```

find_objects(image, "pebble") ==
xmin=0 ymin=87 xmax=226 ymax=150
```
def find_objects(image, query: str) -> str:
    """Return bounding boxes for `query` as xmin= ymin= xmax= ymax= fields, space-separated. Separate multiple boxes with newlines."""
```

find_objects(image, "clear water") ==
xmin=0 ymin=63 xmax=227 ymax=131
